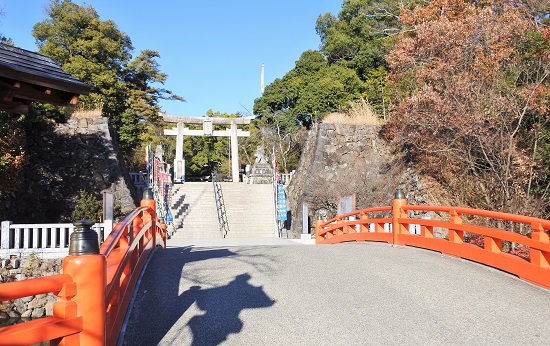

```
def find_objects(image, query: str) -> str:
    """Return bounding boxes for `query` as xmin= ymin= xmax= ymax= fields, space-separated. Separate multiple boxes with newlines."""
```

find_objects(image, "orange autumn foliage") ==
xmin=0 ymin=126 xmax=25 ymax=193
xmin=387 ymin=0 xmax=550 ymax=215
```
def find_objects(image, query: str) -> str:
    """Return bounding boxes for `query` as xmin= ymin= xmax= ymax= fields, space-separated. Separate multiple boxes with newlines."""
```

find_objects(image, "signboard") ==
xmin=165 ymin=208 xmax=173 ymax=223
xmin=302 ymin=203 xmax=309 ymax=234
xmin=102 ymin=192 xmax=114 ymax=221
xmin=203 ymin=120 xmax=213 ymax=136
xmin=147 ymin=145 xmax=154 ymax=186
xmin=159 ymin=172 xmax=169 ymax=198
xmin=154 ymin=159 xmax=160 ymax=186
xmin=277 ymin=184 xmax=287 ymax=221
xmin=338 ymin=194 xmax=356 ymax=215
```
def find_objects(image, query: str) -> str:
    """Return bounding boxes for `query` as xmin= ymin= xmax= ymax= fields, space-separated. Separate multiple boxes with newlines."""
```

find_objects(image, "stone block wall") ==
xmin=0 ymin=256 xmax=62 ymax=322
xmin=287 ymin=123 xmax=428 ymax=237
xmin=0 ymin=117 xmax=137 ymax=223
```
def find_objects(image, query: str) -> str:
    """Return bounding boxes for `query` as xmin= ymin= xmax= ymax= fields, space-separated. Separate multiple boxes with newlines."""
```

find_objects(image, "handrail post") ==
xmin=448 ymin=210 xmax=464 ymax=243
xmin=392 ymin=188 xmax=407 ymax=245
xmin=315 ymin=220 xmax=323 ymax=244
xmin=530 ymin=222 xmax=550 ymax=267
xmin=63 ymin=219 xmax=106 ymax=346
xmin=359 ymin=211 xmax=369 ymax=233
xmin=141 ymin=188 xmax=157 ymax=248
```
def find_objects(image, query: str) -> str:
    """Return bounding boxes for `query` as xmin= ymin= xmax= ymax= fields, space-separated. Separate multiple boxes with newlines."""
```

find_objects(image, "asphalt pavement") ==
xmin=119 ymin=239 xmax=550 ymax=345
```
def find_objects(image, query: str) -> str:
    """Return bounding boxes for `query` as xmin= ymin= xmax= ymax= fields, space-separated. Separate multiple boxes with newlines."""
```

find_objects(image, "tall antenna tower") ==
xmin=261 ymin=63 xmax=265 ymax=94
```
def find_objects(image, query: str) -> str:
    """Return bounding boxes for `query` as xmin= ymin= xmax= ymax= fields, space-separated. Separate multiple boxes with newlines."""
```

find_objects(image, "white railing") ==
xmin=0 ymin=220 xmax=113 ymax=259
xmin=280 ymin=171 xmax=295 ymax=186
xmin=129 ymin=171 xmax=148 ymax=198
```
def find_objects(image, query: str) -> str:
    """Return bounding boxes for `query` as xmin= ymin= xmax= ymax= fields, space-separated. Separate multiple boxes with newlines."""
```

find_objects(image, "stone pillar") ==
xmin=1 ymin=221 xmax=12 ymax=249
xmin=174 ymin=122 xmax=185 ymax=182
xmin=230 ymin=121 xmax=239 ymax=182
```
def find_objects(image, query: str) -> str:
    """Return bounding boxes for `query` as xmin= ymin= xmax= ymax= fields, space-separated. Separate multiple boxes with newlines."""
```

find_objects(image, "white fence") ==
xmin=279 ymin=171 xmax=295 ymax=186
xmin=0 ymin=220 xmax=113 ymax=259
xmin=129 ymin=171 xmax=148 ymax=197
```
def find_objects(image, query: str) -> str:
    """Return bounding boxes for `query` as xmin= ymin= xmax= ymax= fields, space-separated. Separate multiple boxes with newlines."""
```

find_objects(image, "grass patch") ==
xmin=71 ymin=107 xmax=103 ymax=118
xmin=322 ymin=99 xmax=381 ymax=125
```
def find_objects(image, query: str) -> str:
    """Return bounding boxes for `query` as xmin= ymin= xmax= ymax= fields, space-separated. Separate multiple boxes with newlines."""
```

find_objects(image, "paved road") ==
xmin=120 ymin=239 xmax=550 ymax=345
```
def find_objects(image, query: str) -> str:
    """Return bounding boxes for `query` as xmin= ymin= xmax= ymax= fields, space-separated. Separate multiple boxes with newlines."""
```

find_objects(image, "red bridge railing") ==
xmin=316 ymin=189 xmax=550 ymax=290
xmin=0 ymin=189 xmax=166 ymax=346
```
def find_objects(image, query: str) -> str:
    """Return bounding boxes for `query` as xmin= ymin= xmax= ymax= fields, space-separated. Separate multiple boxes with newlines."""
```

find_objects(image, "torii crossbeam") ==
xmin=161 ymin=113 xmax=251 ymax=182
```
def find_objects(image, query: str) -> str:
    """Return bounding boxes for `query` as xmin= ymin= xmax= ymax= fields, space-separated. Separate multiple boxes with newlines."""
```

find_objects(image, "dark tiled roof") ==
xmin=0 ymin=43 xmax=91 ymax=95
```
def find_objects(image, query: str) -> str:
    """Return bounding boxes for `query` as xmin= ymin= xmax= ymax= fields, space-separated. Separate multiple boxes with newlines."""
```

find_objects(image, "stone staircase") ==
xmin=219 ymin=182 xmax=277 ymax=238
xmin=169 ymin=183 xmax=218 ymax=239
xmin=169 ymin=182 xmax=276 ymax=239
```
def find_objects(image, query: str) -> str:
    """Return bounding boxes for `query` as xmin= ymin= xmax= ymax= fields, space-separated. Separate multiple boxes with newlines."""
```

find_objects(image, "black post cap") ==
xmin=142 ymin=188 xmax=153 ymax=201
xmin=69 ymin=219 xmax=99 ymax=256
xmin=394 ymin=188 xmax=406 ymax=200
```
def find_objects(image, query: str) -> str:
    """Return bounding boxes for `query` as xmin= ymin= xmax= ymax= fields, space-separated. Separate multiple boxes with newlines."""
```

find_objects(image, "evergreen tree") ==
xmin=254 ymin=1 xmax=406 ymax=123
xmin=253 ymin=50 xmax=364 ymax=126
xmin=32 ymin=0 xmax=184 ymax=154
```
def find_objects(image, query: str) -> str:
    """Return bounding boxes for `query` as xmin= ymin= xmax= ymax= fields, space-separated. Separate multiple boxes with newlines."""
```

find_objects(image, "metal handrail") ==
xmin=212 ymin=172 xmax=230 ymax=237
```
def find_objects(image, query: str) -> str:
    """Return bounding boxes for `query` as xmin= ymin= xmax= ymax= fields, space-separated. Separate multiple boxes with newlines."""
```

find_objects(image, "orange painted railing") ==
xmin=316 ymin=189 xmax=550 ymax=290
xmin=0 ymin=190 xmax=166 ymax=346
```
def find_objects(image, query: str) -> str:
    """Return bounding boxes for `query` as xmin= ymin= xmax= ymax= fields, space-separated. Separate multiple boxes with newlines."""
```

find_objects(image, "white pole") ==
xmin=261 ymin=63 xmax=265 ymax=94
xmin=231 ymin=121 xmax=239 ymax=182
xmin=174 ymin=122 xmax=185 ymax=182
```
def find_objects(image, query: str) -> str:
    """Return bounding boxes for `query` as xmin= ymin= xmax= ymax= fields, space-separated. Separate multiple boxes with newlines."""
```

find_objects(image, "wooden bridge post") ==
xmin=392 ymin=188 xmax=408 ymax=245
xmin=315 ymin=220 xmax=324 ymax=244
xmin=530 ymin=222 xmax=550 ymax=267
xmin=63 ymin=219 xmax=106 ymax=346
xmin=140 ymin=189 xmax=157 ymax=248
xmin=448 ymin=210 xmax=464 ymax=244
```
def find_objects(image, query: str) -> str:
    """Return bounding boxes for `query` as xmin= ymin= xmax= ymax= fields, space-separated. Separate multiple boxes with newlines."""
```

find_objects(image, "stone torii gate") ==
xmin=161 ymin=113 xmax=251 ymax=183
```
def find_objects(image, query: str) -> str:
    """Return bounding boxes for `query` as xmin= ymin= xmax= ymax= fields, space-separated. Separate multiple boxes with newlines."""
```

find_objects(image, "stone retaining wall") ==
xmin=0 ymin=255 xmax=62 ymax=323
xmin=287 ymin=123 xmax=428 ymax=237
xmin=0 ymin=117 xmax=136 ymax=223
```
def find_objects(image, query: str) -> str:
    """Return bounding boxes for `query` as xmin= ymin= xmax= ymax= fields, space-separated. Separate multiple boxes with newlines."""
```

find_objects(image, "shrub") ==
xmin=71 ymin=190 xmax=102 ymax=222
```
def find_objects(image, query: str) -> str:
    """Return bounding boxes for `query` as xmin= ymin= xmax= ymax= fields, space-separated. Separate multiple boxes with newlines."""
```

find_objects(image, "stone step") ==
xmin=171 ymin=230 xmax=276 ymax=239
xmin=169 ymin=182 xmax=277 ymax=239
xmin=180 ymin=225 xmax=220 ymax=231
xmin=171 ymin=233 xmax=224 ymax=239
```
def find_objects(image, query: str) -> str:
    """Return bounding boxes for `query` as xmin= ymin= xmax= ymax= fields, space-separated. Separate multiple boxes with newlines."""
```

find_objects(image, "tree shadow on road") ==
xmin=120 ymin=246 xmax=276 ymax=346
xmin=186 ymin=273 xmax=274 ymax=345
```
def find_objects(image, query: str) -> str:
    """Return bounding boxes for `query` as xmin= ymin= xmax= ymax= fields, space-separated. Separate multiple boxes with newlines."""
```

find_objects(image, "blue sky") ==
xmin=0 ymin=0 xmax=343 ymax=117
